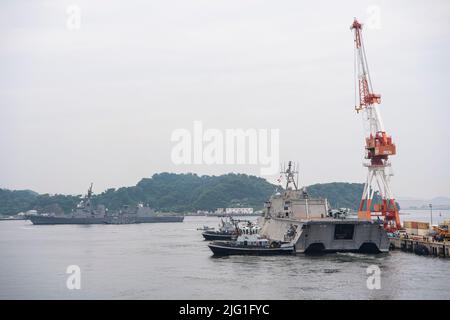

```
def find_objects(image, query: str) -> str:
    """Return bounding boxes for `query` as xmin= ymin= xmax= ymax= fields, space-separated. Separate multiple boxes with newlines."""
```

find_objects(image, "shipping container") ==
xmin=417 ymin=222 xmax=430 ymax=230
xmin=403 ymin=221 xmax=413 ymax=228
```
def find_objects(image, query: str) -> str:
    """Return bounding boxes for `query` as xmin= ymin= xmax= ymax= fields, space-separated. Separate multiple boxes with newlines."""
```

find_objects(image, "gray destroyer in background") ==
xmin=26 ymin=184 xmax=184 ymax=225
xmin=258 ymin=162 xmax=389 ymax=254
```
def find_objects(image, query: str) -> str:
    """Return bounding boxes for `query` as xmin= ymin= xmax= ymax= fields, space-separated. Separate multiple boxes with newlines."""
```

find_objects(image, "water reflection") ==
xmin=0 ymin=216 xmax=449 ymax=299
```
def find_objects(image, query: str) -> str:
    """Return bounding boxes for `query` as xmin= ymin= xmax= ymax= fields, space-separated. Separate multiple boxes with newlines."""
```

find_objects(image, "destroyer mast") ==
xmin=350 ymin=18 xmax=401 ymax=232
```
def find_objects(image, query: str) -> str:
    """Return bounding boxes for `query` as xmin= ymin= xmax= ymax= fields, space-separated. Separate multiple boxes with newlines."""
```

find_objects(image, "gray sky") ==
xmin=1 ymin=0 xmax=449 ymax=199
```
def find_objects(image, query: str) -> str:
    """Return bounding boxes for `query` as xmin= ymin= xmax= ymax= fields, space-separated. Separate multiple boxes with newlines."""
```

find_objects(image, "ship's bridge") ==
xmin=266 ymin=191 xmax=329 ymax=220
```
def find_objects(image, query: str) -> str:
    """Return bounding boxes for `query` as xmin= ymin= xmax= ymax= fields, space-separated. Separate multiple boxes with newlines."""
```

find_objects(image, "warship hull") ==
xmin=27 ymin=216 xmax=105 ymax=225
xmin=28 ymin=215 xmax=184 ymax=225
xmin=260 ymin=218 xmax=389 ymax=254
xmin=137 ymin=216 xmax=184 ymax=223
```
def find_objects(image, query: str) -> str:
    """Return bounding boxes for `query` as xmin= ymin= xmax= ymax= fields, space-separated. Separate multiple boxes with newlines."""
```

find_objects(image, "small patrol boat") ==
xmin=208 ymin=226 xmax=294 ymax=256
xmin=202 ymin=217 xmax=239 ymax=240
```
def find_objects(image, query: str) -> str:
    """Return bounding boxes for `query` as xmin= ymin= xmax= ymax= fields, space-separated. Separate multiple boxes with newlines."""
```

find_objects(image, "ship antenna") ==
xmin=86 ymin=183 xmax=94 ymax=215
xmin=87 ymin=183 xmax=93 ymax=199
xmin=281 ymin=161 xmax=299 ymax=190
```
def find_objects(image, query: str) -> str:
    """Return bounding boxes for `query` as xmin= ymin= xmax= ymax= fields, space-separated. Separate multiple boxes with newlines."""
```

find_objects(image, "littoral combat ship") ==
xmin=27 ymin=184 xmax=184 ymax=225
xmin=208 ymin=162 xmax=389 ymax=255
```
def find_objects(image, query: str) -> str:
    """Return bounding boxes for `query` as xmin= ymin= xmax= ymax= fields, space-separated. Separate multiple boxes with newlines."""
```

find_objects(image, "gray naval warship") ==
xmin=27 ymin=184 xmax=184 ymax=225
xmin=208 ymin=162 xmax=389 ymax=255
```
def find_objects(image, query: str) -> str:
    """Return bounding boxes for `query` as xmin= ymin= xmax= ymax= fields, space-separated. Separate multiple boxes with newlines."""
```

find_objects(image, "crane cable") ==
xmin=360 ymin=32 xmax=374 ymax=93
xmin=354 ymin=43 xmax=357 ymax=109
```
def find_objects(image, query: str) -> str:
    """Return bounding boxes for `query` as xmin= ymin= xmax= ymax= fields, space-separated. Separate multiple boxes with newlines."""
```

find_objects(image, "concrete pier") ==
xmin=389 ymin=237 xmax=450 ymax=257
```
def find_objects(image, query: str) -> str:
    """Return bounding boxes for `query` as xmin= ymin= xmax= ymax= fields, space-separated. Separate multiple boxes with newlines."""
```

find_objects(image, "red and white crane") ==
xmin=350 ymin=18 xmax=401 ymax=232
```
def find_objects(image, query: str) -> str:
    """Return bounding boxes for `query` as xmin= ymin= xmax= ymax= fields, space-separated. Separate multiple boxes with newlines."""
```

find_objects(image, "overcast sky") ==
xmin=1 ymin=0 xmax=449 ymax=199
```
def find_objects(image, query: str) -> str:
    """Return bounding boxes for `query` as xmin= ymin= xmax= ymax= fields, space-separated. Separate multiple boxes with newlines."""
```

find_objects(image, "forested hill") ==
xmin=97 ymin=173 xmax=276 ymax=212
xmin=0 ymin=173 xmax=370 ymax=215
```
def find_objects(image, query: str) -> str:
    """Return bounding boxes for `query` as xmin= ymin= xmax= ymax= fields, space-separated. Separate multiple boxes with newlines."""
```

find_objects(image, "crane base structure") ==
xmin=358 ymin=165 xmax=401 ymax=233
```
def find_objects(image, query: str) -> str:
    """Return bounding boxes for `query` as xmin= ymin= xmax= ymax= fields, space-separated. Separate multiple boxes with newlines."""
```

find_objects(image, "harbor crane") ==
xmin=350 ymin=18 xmax=401 ymax=232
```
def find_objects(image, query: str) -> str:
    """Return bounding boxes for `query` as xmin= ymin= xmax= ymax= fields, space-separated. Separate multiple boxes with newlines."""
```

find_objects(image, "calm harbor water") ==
xmin=0 ymin=211 xmax=449 ymax=300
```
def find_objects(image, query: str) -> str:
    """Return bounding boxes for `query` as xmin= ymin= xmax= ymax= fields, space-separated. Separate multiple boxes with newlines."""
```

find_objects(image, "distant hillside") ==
xmin=307 ymin=182 xmax=365 ymax=210
xmin=0 ymin=189 xmax=39 ymax=215
xmin=397 ymin=196 xmax=450 ymax=210
xmin=0 ymin=174 xmax=391 ymax=215
xmin=94 ymin=173 xmax=276 ymax=212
